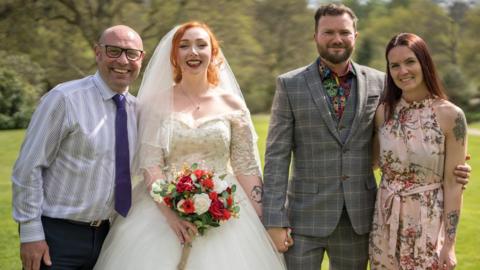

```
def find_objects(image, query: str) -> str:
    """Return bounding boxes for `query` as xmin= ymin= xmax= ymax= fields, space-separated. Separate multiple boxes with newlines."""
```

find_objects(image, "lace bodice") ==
xmin=136 ymin=110 xmax=261 ymax=181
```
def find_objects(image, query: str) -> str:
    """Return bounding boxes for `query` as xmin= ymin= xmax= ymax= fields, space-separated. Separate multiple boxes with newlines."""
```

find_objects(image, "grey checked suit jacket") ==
xmin=263 ymin=61 xmax=385 ymax=237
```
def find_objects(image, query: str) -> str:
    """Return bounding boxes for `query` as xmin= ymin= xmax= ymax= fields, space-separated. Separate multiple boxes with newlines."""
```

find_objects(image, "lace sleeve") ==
xmin=229 ymin=110 xmax=262 ymax=176
xmin=132 ymin=142 xmax=166 ymax=187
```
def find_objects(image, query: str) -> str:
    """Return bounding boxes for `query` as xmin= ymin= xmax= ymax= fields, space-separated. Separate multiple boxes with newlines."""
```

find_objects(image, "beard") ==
xmin=316 ymin=43 xmax=353 ymax=64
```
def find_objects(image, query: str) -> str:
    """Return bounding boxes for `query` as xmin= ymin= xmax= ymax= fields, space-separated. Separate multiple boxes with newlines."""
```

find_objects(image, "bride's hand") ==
xmin=267 ymin=227 xmax=293 ymax=253
xmin=157 ymin=203 xmax=198 ymax=244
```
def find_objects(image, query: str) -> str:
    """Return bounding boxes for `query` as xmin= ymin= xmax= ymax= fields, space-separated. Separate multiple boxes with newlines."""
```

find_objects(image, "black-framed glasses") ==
xmin=99 ymin=44 xmax=144 ymax=61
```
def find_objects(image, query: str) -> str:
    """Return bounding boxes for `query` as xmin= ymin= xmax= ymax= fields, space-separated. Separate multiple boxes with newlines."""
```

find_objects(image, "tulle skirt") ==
xmin=94 ymin=177 xmax=286 ymax=270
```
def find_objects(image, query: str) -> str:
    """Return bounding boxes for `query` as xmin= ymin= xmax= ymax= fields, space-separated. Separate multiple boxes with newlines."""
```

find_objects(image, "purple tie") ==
xmin=113 ymin=94 xmax=131 ymax=217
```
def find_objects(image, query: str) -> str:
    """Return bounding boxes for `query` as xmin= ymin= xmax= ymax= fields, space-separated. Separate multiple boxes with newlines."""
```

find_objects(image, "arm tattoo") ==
xmin=453 ymin=113 xmax=467 ymax=146
xmin=446 ymin=210 xmax=460 ymax=241
xmin=250 ymin=185 xmax=264 ymax=203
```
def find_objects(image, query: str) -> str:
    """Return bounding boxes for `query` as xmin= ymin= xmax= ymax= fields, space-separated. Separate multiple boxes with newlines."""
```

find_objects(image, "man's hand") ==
xmin=267 ymin=227 xmax=293 ymax=253
xmin=20 ymin=240 xmax=51 ymax=270
xmin=454 ymin=157 xmax=471 ymax=187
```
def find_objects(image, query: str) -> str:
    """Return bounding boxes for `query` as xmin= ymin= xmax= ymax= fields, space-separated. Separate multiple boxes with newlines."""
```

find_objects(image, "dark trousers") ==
xmin=285 ymin=208 xmax=369 ymax=270
xmin=40 ymin=216 xmax=109 ymax=270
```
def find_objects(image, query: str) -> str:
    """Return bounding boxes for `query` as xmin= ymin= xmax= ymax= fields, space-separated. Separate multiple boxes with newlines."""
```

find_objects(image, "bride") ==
xmin=94 ymin=21 xmax=286 ymax=269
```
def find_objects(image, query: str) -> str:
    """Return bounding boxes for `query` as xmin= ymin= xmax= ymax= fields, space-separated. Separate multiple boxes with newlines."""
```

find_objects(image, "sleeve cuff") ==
xmin=261 ymin=210 xmax=290 ymax=228
xmin=19 ymin=219 xmax=45 ymax=243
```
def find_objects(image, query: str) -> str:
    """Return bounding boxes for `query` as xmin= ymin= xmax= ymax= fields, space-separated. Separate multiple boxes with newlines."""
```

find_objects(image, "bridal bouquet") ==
xmin=150 ymin=163 xmax=240 ymax=269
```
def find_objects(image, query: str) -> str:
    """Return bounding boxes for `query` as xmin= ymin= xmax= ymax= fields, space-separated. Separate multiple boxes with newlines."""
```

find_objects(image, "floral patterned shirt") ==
xmin=318 ymin=59 xmax=356 ymax=120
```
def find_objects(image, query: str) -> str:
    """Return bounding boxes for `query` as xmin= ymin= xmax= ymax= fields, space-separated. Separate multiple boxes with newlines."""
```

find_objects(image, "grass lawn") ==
xmin=0 ymin=120 xmax=478 ymax=269
xmin=470 ymin=122 xmax=480 ymax=130
xmin=0 ymin=130 xmax=22 ymax=270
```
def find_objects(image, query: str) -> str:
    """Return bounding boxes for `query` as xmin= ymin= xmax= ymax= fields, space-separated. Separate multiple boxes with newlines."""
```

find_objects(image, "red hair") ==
xmin=383 ymin=33 xmax=448 ymax=121
xmin=170 ymin=21 xmax=222 ymax=85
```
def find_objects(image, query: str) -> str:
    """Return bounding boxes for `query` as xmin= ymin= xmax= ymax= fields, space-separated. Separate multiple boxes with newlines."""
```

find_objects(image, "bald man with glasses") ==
xmin=12 ymin=25 xmax=144 ymax=270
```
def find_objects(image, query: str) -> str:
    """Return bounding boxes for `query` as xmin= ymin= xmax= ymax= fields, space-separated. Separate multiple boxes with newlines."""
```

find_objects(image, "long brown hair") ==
xmin=383 ymin=33 xmax=448 ymax=121
xmin=170 ymin=21 xmax=222 ymax=85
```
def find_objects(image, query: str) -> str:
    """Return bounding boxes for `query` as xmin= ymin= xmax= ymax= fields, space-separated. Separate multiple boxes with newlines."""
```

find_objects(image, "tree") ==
xmin=0 ymin=0 xmax=184 ymax=90
xmin=0 ymin=51 xmax=45 ymax=129
xmin=360 ymin=0 xmax=461 ymax=70
xmin=0 ymin=69 xmax=39 ymax=129
xmin=358 ymin=0 xmax=478 ymax=110
xmin=0 ymin=51 xmax=46 ymax=91
xmin=442 ymin=64 xmax=476 ymax=108
xmin=4 ymin=0 xmax=476 ymax=115
xmin=252 ymin=0 xmax=316 ymax=111
xmin=459 ymin=6 xmax=480 ymax=86
xmin=355 ymin=36 xmax=375 ymax=66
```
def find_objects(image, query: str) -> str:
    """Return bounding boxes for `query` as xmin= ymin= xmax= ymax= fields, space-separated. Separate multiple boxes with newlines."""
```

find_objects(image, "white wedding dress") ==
xmin=94 ymin=110 xmax=286 ymax=270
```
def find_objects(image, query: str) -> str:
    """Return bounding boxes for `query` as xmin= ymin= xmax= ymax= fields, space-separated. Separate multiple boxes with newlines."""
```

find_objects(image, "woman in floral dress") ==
xmin=369 ymin=33 xmax=467 ymax=270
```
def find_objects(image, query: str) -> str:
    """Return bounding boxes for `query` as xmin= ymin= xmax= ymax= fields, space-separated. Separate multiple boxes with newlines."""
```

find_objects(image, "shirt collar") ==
xmin=317 ymin=58 xmax=356 ymax=81
xmin=93 ymin=71 xmax=135 ymax=105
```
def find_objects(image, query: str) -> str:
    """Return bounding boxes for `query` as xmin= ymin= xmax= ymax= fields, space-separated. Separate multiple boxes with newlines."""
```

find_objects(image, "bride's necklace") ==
xmin=180 ymin=86 xmax=201 ymax=111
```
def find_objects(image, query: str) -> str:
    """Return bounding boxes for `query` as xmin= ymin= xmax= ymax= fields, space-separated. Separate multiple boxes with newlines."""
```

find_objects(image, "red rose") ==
xmin=163 ymin=196 xmax=173 ymax=208
xmin=202 ymin=178 xmax=214 ymax=190
xmin=208 ymin=192 xmax=218 ymax=200
xmin=226 ymin=196 xmax=233 ymax=207
xmin=194 ymin=169 xmax=204 ymax=179
xmin=222 ymin=209 xmax=231 ymax=220
xmin=208 ymin=199 xmax=225 ymax=220
xmin=181 ymin=199 xmax=195 ymax=214
xmin=176 ymin=175 xmax=194 ymax=193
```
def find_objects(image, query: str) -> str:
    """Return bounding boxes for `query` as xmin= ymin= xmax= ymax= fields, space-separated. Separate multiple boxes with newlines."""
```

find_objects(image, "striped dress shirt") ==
xmin=12 ymin=72 xmax=137 ymax=243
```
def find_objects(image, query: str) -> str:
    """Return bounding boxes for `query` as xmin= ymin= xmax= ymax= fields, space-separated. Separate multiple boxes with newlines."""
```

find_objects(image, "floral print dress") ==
xmin=369 ymin=98 xmax=445 ymax=270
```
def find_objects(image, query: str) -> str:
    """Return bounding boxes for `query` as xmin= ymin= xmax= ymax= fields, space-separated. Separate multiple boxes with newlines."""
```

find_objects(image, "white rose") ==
xmin=193 ymin=193 xmax=212 ymax=215
xmin=150 ymin=180 xmax=164 ymax=203
xmin=176 ymin=199 xmax=186 ymax=213
xmin=213 ymin=176 xmax=228 ymax=194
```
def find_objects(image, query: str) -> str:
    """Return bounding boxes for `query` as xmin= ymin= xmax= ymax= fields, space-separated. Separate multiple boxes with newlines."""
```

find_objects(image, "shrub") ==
xmin=0 ymin=69 xmax=39 ymax=129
